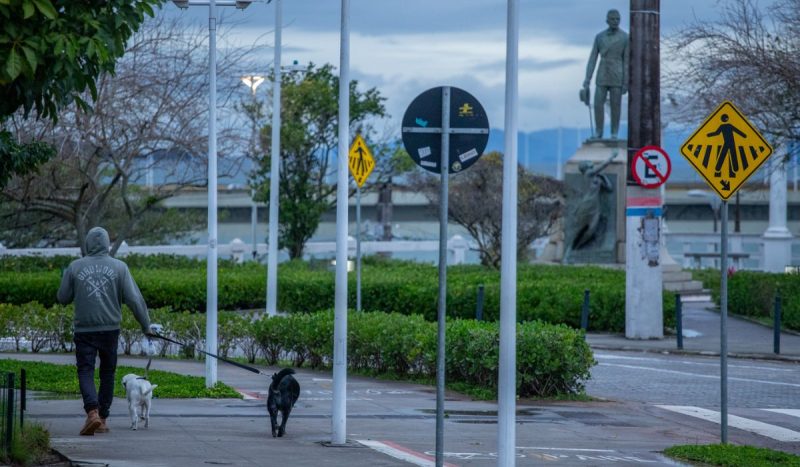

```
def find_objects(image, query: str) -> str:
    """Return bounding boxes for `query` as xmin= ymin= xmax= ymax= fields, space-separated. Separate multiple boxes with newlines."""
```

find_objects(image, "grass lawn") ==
xmin=0 ymin=359 xmax=241 ymax=399
xmin=664 ymin=444 xmax=800 ymax=467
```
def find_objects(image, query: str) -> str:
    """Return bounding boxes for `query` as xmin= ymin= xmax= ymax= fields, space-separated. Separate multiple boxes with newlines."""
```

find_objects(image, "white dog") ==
xmin=121 ymin=373 xmax=157 ymax=430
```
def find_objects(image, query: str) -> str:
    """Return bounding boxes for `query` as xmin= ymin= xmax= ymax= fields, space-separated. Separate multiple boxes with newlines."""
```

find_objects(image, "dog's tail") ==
xmin=143 ymin=384 xmax=158 ymax=397
xmin=272 ymin=368 xmax=295 ymax=385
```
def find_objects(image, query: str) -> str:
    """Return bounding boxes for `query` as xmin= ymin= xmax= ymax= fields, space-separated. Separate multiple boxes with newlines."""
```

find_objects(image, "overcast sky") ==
xmin=162 ymin=0 xmax=722 ymax=134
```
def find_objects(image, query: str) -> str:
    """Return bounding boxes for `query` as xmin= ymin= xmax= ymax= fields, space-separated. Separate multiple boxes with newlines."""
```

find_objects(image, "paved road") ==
xmin=589 ymin=349 xmax=800 ymax=457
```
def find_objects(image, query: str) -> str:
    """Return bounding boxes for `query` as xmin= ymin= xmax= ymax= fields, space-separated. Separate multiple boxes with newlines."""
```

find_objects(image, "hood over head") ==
xmin=85 ymin=227 xmax=111 ymax=256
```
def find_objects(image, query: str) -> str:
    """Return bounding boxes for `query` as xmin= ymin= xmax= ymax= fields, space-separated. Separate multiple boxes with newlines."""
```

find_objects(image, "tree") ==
xmin=0 ymin=0 xmax=164 ymax=188
xmin=250 ymin=63 xmax=387 ymax=259
xmin=411 ymin=152 xmax=564 ymax=268
xmin=0 ymin=16 xmax=255 ymax=253
xmin=665 ymin=0 xmax=800 ymax=154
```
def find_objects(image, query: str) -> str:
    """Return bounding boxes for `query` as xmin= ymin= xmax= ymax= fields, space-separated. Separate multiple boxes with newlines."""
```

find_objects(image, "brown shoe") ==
xmin=80 ymin=409 xmax=102 ymax=436
xmin=95 ymin=418 xmax=109 ymax=433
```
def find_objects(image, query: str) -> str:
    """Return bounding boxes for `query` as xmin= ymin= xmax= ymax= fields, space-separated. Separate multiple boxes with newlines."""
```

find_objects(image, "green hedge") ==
xmin=693 ymin=269 xmax=800 ymax=331
xmin=252 ymin=310 xmax=594 ymax=398
xmin=0 ymin=303 xmax=593 ymax=398
xmin=0 ymin=258 xmax=676 ymax=333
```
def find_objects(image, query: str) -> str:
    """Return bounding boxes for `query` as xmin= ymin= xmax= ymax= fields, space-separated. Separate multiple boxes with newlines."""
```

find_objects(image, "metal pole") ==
xmin=19 ymin=369 xmax=25 ymax=430
xmin=498 ymin=1 xmax=519 ymax=465
xmin=774 ymin=291 xmax=782 ymax=354
xmin=581 ymin=289 xmax=590 ymax=332
xmin=475 ymin=284 xmax=485 ymax=321
xmin=331 ymin=0 xmax=350 ymax=446
xmin=250 ymin=189 xmax=257 ymax=260
xmin=5 ymin=373 xmax=13 ymax=450
xmin=434 ymin=86 xmax=451 ymax=467
xmin=205 ymin=0 xmax=219 ymax=387
xmin=676 ymin=294 xmax=683 ymax=350
xmin=356 ymin=186 xmax=362 ymax=312
xmin=720 ymin=199 xmax=729 ymax=443
xmin=266 ymin=0 xmax=282 ymax=317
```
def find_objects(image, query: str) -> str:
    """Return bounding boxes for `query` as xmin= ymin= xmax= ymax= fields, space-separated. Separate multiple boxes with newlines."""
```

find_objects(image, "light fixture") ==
xmin=240 ymin=75 xmax=265 ymax=94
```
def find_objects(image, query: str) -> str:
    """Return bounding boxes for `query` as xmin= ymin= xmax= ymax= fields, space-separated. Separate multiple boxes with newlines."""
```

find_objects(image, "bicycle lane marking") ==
xmin=357 ymin=439 xmax=457 ymax=467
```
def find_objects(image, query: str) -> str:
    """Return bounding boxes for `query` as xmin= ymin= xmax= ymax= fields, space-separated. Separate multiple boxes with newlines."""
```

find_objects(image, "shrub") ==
xmin=253 ymin=310 xmax=594 ymax=398
xmin=0 ymin=259 xmax=677 ymax=334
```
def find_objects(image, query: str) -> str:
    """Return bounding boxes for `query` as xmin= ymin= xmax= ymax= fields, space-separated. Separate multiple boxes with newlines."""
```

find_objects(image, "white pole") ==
xmin=498 ymin=0 xmax=518 ymax=465
xmin=332 ymin=0 xmax=350 ymax=445
xmin=250 ymin=189 xmax=257 ymax=260
xmin=266 ymin=0 xmax=282 ymax=317
xmin=205 ymin=0 xmax=219 ymax=388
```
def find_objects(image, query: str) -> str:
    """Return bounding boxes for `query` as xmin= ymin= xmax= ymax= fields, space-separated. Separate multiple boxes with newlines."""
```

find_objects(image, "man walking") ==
xmin=57 ymin=227 xmax=153 ymax=435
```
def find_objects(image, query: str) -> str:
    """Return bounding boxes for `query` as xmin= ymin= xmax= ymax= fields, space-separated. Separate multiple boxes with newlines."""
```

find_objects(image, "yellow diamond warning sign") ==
xmin=680 ymin=101 xmax=773 ymax=200
xmin=348 ymin=134 xmax=375 ymax=188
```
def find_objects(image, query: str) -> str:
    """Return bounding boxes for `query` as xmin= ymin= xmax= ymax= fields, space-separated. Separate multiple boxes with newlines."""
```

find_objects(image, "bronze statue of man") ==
xmin=582 ymin=9 xmax=629 ymax=140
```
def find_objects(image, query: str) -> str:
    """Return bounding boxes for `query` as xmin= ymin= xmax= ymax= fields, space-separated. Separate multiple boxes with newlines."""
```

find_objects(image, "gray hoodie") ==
xmin=57 ymin=227 xmax=150 ymax=334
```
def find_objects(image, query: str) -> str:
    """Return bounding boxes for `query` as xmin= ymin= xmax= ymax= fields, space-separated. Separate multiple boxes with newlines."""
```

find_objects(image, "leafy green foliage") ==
xmin=251 ymin=63 xmax=387 ymax=259
xmin=0 ymin=130 xmax=54 ymax=189
xmin=8 ymin=421 xmax=50 ymax=466
xmin=252 ymin=310 xmax=594 ymax=398
xmin=0 ymin=0 xmax=164 ymax=121
xmin=664 ymin=444 xmax=800 ymax=467
xmin=693 ymin=269 xmax=800 ymax=331
xmin=0 ymin=359 xmax=240 ymax=398
xmin=0 ymin=258 xmax=677 ymax=333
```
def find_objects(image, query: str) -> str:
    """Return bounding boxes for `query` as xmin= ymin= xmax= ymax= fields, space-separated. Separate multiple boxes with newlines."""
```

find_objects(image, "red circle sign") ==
xmin=632 ymin=145 xmax=671 ymax=189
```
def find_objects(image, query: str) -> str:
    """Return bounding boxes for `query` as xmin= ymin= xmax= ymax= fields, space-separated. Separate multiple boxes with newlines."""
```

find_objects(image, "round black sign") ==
xmin=401 ymin=86 xmax=489 ymax=174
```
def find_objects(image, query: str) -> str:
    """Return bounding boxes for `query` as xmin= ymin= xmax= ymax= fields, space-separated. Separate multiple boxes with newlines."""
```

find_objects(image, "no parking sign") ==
xmin=632 ymin=145 xmax=671 ymax=189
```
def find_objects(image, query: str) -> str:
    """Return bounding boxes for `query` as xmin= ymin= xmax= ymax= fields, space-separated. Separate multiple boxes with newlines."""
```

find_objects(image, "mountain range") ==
xmin=486 ymin=124 xmax=704 ymax=182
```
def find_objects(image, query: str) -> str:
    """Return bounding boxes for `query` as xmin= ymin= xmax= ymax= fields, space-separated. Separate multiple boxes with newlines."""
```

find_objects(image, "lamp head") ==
xmin=172 ymin=0 xmax=189 ymax=8
xmin=235 ymin=0 xmax=252 ymax=9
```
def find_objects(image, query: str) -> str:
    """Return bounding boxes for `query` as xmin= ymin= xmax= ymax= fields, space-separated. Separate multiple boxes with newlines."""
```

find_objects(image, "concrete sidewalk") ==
xmin=11 ymin=300 xmax=799 ymax=466
xmin=586 ymin=300 xmax=800 ymax=361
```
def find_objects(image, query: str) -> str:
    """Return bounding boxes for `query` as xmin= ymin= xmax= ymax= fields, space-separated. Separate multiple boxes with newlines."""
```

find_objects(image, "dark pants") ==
xmin=74 ymin=330 xmax=120 ymax=419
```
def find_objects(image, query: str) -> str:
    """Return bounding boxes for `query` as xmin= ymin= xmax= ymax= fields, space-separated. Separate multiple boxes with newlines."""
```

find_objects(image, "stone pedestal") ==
xmin=562 ymin=139 xmax=627 ymax=264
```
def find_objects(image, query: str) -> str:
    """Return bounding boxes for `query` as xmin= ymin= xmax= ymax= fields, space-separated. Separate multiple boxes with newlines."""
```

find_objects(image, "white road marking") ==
xmin=312 ymin=378 xmax=332 ymax=382
xmin=517 ymin=446 xmax=616 ymax=452
xmin=600 ymin=363 xmax=800 ymax=387
xmin=763 ymin=409 xmax=800 ymax=418
xmin=657 ymin=405 xmax=800 ymax=442
xmin=357 ymin=439 xmax=455 ymax=467
xmin=595 ymin=353 xmax=793 ymax=372
xmin=235 ymin=389 xmax=260 ymax=400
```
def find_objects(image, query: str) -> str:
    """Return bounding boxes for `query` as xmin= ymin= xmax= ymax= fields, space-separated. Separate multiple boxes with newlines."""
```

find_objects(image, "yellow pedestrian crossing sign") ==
xmin=680 ymin=100 xmax=772 ymax=200
xmin=348 ymin=134 xmax=375 ymax=188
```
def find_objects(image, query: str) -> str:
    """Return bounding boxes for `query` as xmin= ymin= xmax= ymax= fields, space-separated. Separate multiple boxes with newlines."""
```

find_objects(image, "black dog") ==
xmin=267 ymin=368 xmax=300 ymax=438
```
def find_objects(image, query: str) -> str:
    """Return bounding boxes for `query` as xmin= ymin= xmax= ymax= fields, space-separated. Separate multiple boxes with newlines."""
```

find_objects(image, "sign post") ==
xmin=680 ymin=100 xmax=773 ymax=443
xmin=348 ymin=134 xmax=375 ymax=312
xmin=401 ymin=86 xmax=489 ymax=466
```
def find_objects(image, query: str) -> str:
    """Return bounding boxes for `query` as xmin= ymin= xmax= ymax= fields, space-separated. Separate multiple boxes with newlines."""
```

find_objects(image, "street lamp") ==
xmin=240 ymin=74 xmax=265 ymax=260
xmin=241 ymin=75 xmax=265 ymax=94
xmin=171 ymin=0 xmax=252 ymax=388
xmin=265 ymin=0 xmax=282 ymax=318
xmin=688 ymin=189 xmax=721 ymax=233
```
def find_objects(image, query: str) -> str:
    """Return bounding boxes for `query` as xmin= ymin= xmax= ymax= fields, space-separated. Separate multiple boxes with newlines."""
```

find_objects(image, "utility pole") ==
xmin=625 ymin=0 xmax=663 ymax=338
